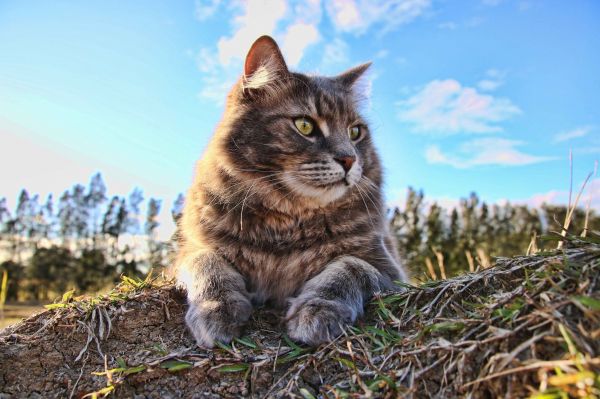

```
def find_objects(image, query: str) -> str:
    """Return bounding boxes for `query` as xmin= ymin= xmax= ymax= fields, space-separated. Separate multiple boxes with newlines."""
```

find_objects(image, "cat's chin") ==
xmin=281 ymin=172 xmax=350 ymax=207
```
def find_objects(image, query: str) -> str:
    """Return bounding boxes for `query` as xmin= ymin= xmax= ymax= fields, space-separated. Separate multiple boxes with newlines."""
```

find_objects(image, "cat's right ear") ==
xmin=243 ymin=35 xmax=289 ymax=93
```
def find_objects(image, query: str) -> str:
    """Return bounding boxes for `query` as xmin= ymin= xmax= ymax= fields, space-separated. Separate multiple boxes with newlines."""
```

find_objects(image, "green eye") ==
xmin=294 ymin=118 xmax=314 ymax=136
xmin=349 ymin=125 xmax=361 ymax=140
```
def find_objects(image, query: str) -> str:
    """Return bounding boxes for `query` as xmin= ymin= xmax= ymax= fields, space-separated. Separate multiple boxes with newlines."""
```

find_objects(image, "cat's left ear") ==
xmin=243 ymin=35 xmax=289 ymax=92
xmin=336 ymin=62 xmax=372 ymax=88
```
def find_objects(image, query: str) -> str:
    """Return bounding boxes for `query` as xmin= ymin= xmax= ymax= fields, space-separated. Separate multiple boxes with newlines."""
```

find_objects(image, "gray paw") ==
xmin=286 ymin=297 xmax=355 ymax=346
xmin=185 ymin=293 xmax=252 ymax=348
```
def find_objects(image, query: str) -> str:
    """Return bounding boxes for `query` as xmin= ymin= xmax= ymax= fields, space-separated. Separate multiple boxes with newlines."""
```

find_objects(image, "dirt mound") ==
xmin=1 ymin=238 xmax=599 ymax=398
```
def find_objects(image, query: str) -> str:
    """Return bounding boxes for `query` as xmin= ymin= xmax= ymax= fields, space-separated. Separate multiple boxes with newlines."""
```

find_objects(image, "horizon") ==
xmin=1 ymin=1 xmax=599 ymax=238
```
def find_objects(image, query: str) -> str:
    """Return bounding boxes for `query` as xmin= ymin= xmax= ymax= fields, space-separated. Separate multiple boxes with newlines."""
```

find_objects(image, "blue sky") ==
xmin=1 ymin=0 xmax=599 ymax=236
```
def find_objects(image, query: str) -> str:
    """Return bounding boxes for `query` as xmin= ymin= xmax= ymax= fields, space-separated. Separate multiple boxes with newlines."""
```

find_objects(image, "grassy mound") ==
xmin=1 ymin=238 xmax=599 ymax=398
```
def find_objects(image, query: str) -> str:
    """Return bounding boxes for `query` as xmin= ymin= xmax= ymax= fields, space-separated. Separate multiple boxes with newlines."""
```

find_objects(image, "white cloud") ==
xmin=214 ymin=0 xmax=322 ymax=68
xmin=217 ymin=0 xmax=288 ymax=67
xmin=194 ymin=0 xmax=432 ymax=103
xmin=281 ymin=22 xmax=320 ymax=67
xmin=195 ymin=0 xmax=222 ymax=20
xmin=425 ymin=138 xmax=554 ymax=168
xmin=195 ymin=0 xmax=323 ymax=102
xmin=552 ymin=126 xmax=592 ymax=143
xmin=398 ymin=79 xmax=521 ymax=134
xmin=325 ymin=0 xmax=431 ymax=35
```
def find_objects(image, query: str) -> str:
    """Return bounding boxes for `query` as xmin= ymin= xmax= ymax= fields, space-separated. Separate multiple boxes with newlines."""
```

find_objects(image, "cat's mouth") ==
xmin=281 ymin=171 xmax=351 ymax=205
xmin=310 ymin=177 xmax=350 ymax=187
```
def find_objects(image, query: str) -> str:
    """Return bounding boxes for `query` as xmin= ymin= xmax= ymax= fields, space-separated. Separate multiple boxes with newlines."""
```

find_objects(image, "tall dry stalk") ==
xmin=557 ymin=170 xmax=593 ymax=249
xmin=0 ymin=269 xmax=7 ymax=321
xmin=425 ymin=257 xmax=437 ymax=280
xmin=465 ymin=251 xmax=475 ymax=273
xmin=475 ymin=248 xmax=491 ymax=269
xmin=581 ymin=160 xmax=597 ymax=238
xmin=432 ymin=248 xmax=447 ymax=279
xmin=526 ymin=231 xmax=539 ymax=255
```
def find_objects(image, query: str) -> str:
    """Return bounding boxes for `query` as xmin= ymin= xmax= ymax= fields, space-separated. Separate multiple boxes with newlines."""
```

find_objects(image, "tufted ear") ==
xmin=243 ymin=35 xmax=289 ymax=91
xmin=336 ymin=62 xmax=372 ymax=88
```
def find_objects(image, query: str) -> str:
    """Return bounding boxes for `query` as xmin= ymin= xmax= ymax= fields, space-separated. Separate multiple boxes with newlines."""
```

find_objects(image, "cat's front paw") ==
xmin=185 ymin=294 xmax=252 ymax=348
xmin=285 ymin=297 xmax=355 ymax=346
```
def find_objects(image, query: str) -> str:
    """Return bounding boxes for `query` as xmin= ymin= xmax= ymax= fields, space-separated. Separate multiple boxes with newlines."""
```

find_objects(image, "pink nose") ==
xmin=334 ymin=156 xmax=355 ymax=173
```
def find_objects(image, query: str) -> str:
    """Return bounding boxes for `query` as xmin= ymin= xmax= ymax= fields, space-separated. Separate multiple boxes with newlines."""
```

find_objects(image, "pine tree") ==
xmin=126 ymin=188 xmax=144 ymax=235
xmin=102 ymin=196 xmax=120 ymax=237
xmin=24 ymin=194 xmax=41 ymax=253
xmin=391 ymin=187 xmax=425 ymax=272
xmin=171 ymin=193 xmax=185 ymax=223
xmin=101 ymin=196 xmax=129 ymax=259
xmin=71 ymin=184 xmax=89 ymax=242
xmin=0 ymin=198 xmax=10 ymax=228
xmin=145 ymin=198 xmax=163 ymax=270
xmin=13 ymin=190 xmax=32 ymax=262
xmin=116 ymin=199 xmax=128 ymax=237
xmin=0 ymin=198 xmax=11 ymax=258
xmin=85 ymin=173 xmax=107 ymax=240
xmin=442 ymin=208 xmax=460 ymax=273
xmin=14 ymin=189 xmax=30 ymax=238
xmin=425 ymin=203 xmax=444 ymax=250
xmin=145 ymin=198 xmax=162 ymax=236
xmin=40 ymin=194 xmax=55 ymax=240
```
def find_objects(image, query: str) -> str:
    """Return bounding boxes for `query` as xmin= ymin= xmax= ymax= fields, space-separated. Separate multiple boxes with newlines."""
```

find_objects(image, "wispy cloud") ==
xmin=194 ymin=0 xmax=222 ymax=20
xmin=321 ymin=37 xmax=349 ymax=68
xmin=425 ymin=138 xmax=554 ymax=168
xmin=397 ymin=79 xmax=521 ymax=134
xmin=438 ymin=21 xmax=458 ymax=30
xmin=552 ymin=126 xmax=592 ymax=143
xmin=521 ymin=177 xmax=600 ymax=210
xmin=325 ymin=0 xmax=431 ymax=35
xmin=477 ymin=68 xmax=506 ymax=91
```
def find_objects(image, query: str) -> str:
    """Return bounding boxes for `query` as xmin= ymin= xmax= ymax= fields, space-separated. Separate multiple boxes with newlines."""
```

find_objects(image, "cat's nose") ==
xmin=334 ymin=156 xmax=356 ymax=173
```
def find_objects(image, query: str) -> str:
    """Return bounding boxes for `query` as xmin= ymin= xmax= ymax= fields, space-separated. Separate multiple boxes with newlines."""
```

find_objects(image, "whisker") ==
xmin=355 ymin=184 xmax=376 ymax=230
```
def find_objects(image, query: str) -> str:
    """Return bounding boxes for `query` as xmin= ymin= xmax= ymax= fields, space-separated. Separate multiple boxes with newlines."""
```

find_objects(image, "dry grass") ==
xmin=1 ymin=234 xmax=599 ymax=398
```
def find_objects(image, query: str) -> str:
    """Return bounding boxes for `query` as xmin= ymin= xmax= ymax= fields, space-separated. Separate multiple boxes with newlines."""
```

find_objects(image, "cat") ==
xmin=172 ymin=35 xmax=408 ymax=347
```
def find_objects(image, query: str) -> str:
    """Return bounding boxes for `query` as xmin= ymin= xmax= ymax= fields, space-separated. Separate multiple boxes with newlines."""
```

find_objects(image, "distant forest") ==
xmin=0 ymin=173 xmax=598 ymax=302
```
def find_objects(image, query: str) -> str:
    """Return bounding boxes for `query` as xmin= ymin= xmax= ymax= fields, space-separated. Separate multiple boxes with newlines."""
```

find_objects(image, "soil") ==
xmin=1 ymin=239 xmax=599 ymax=398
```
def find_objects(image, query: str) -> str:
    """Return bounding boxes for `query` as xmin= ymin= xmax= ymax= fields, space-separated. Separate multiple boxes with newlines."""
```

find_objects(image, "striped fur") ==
xmin=172 ymin=36 xmax=407 ymax=347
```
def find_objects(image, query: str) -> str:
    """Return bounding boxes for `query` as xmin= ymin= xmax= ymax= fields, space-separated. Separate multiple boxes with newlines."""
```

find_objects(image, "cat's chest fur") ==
xmin=193 ymin=185 xmax=377 ymax=305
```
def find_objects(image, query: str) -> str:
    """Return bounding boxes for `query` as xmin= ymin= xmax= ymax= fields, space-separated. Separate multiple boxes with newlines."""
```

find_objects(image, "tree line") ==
xmin=0 ymin=173 xmax=184 ymax=301
xmin=1 ymin=174 xmax=597 ymax=301
xmin=392 ymin=188 xmax=599 ymax=279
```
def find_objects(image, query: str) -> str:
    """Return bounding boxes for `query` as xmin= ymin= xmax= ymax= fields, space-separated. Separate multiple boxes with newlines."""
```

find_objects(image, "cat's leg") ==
xmin=177 ymin=252 xmax=252 ymax=348
xmin=286 ymin=256 xmax=393 ymax=345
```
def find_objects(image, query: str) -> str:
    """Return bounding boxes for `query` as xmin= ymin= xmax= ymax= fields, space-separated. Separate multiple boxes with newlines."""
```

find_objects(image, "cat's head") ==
xmin=220 ymin=35 xmax=380 ymax=207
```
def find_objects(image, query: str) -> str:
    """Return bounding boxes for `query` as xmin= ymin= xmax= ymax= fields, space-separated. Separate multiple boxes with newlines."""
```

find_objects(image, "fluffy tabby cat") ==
xmin=173 ymin=36 xmax=407 ymax=347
